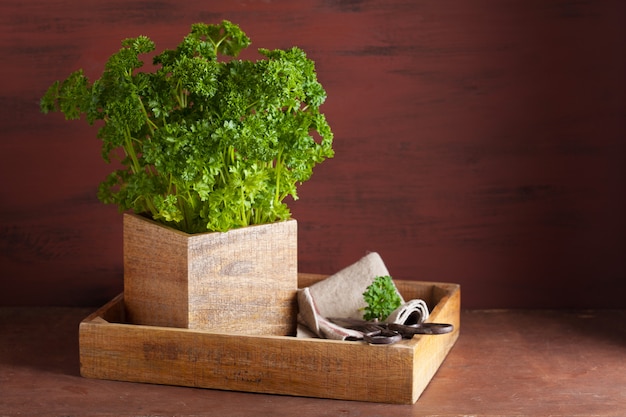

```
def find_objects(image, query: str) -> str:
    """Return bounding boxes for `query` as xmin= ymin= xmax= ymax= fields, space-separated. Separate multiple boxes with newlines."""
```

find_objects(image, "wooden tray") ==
xmin=79 ymin=273 xmax=460 ymax=404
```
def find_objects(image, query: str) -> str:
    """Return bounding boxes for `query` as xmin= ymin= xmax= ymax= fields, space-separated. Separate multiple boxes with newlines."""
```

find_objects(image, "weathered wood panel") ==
xmin=0 ymin=0 xmax=624 ymax=308
xmin=123 ymin=213 xmax=298 ymax=335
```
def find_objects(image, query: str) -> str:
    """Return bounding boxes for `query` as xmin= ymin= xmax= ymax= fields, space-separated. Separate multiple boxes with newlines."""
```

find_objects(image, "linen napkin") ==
xmin=296 ymin=252 xmax=430 ymax=340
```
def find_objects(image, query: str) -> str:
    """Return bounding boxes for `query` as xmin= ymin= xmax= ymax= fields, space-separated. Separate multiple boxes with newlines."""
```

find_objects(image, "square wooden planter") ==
xmin=123 ymin=213 xmax=298 ymax=336
xmin=79 ymin=275 xmax=460 ymax=404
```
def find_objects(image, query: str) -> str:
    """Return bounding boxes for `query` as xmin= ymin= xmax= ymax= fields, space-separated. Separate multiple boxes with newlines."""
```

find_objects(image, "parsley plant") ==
xmin=41 ymin=21 xmax=333 ymax=233
xmin=362 ymin=276 xmax=402 ymax=321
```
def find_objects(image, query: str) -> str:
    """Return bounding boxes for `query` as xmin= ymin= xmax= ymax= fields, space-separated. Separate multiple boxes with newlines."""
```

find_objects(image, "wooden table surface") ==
xmin=1 ymin=307 xmax=624 ymax=416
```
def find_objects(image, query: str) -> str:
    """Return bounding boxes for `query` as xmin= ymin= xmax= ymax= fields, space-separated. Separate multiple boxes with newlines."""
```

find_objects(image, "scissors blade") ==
xmin=388 ymin=322 xmax=454 ymax=336
xmin=363 ymin=330 xmax=403 ymax=345
xmin=328 ymin=317 xmax=403 ymax=345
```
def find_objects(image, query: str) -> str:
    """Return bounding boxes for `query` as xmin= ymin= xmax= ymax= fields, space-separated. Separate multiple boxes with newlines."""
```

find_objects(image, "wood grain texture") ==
xmin=0 ymin=0 xmax=624 ymax=308
xmin=2 ymin=306 xmax=624 ymax=415
xmin=124 ymin=214 xmax=298 ymax=335
xmin=79 ymin=276 xmax=461 ymax=404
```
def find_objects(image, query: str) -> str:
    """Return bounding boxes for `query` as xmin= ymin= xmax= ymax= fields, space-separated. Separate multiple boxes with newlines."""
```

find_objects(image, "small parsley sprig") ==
xmin=41 ymin=21 xmax=333 ymax=234
xmin=362 ymin=275 xmax=402 ymax=321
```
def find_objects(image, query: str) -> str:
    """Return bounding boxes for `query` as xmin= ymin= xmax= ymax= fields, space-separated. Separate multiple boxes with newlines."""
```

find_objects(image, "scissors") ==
xmin=329 ymin=317 xmax=454 ymax=345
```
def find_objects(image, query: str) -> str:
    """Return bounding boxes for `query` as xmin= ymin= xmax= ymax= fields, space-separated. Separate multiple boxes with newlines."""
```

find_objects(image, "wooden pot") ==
xmin=122 ymin=213 xmax=298 ymax=336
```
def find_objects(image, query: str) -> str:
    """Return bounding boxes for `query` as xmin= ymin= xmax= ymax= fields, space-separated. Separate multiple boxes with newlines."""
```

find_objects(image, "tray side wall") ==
xmin=80 ymin=279 xmax=460 ymax=404
xmin=80 ymin=319 xmax=414 ymax=403
xmin=410 ymin=287 xmax=461 ymax=403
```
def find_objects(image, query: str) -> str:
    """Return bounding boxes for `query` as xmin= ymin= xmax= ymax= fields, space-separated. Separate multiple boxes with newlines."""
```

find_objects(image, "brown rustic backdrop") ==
xmin=1 ymin=1 xmax=624 ymax=308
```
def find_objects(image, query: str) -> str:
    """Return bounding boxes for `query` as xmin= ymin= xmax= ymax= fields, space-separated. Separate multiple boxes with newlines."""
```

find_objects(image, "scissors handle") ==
xmin=363 ymin=328 xmax=403 ymax=345
xmin=388 ymin=322 xmax=454 ymax=336
xmin=328 ymin=317 xmax=453 ymax=344
xmin=329 ymin=318 xmax=404 ymax=345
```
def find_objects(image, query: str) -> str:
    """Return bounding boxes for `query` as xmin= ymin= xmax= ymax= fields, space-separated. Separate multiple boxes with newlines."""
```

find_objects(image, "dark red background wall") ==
xmin=1 ymin=1 xmax=624 ymax=309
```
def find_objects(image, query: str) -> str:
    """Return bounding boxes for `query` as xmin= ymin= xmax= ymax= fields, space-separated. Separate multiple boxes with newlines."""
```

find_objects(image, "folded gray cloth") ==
xmin=307 ymin=252 xmax=400 ymax=320
xmin=384 ymin=299 xmax=429 ymax=325
xmin=296 ymin=252 xmax=430 ymax=340
xmin=296 ymin=287 xmax=364 ymax=340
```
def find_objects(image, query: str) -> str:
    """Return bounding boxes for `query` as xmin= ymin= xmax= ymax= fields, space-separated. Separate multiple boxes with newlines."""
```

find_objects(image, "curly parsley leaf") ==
xmin=362 ymin=276 xmax=403 ymax=321
xmin=41 ymin=20 xmax=333 ymax=234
